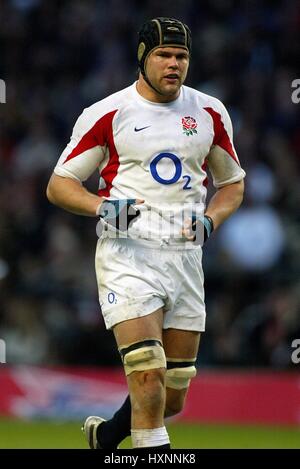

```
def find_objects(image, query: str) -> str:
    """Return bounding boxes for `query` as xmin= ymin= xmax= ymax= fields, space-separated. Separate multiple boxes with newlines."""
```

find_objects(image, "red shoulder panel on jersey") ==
xmin=62 ymin=109 xmax=120 ymax=197
xmin=63 ymin=110 xmax=118 ymax=163
xmin=203 ymin=107 xmax=239 ymax=164
xmin=97 ymin=110 xmax=120 ymax=198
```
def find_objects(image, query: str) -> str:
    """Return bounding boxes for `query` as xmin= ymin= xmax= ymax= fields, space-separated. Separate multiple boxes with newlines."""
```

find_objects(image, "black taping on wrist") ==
xmin=204 ymin=215 xmax=214 ymax=233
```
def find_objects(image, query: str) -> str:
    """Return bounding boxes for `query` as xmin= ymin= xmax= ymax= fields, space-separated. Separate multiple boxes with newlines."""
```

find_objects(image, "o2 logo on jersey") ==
xmin=150 ymin=153 xmax=192 ymax=190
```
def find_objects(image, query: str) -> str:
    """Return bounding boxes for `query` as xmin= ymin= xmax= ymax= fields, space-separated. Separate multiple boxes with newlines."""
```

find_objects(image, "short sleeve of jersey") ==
xmin=205 ymin=99 xmax=246 ymax=188
xmin=54 ymin=108 xmax=105 ymax=182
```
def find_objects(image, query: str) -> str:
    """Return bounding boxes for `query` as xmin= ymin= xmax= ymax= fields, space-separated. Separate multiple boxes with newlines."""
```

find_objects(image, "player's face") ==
xmin=145 ymin=47 xmax=190 ymax=101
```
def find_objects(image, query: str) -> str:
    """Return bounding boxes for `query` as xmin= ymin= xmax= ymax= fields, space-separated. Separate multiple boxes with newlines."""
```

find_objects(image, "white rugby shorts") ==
xmin=95 ymin=237 xmax=206 ymax=331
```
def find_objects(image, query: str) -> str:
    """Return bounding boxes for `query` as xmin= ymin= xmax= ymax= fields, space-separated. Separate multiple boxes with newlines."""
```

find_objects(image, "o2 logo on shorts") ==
xmin=150 ymin=153 xmax=192 ymax=190
xmin=108 ymin=292 xmax=117 ymax=304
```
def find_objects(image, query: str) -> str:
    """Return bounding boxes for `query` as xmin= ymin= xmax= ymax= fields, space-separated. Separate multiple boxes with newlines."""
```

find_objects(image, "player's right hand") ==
xmin=97 ymin=198 xmax=144 ymax=232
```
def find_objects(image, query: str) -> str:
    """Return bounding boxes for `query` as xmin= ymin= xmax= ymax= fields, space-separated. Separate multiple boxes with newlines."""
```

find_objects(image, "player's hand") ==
xmin=97 ymin=198 xmax=144 ymax=232
xmin=182 ymin=214 xmax=214 ymax=244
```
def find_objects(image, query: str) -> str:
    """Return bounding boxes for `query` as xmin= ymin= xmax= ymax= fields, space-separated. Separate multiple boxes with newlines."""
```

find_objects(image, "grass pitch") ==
xmin=0 ymin=418 xmax=299 ymax=449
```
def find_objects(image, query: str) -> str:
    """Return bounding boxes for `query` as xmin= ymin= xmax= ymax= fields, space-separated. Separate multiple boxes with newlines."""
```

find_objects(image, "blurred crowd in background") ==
xmin=0 ymin=0 xmax=299 ymax=369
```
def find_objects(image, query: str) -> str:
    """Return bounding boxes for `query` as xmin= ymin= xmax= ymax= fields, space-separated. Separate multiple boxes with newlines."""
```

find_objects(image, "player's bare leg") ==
xmin=114 ymin=309 xmax=165 ymax=426
xmin=112 ymin=308 xmax=170 ymax=448
xmin=85 ymin=326 xmax=200 ymax=449
xmin=163 ymin=328 xmax=201 ymax=416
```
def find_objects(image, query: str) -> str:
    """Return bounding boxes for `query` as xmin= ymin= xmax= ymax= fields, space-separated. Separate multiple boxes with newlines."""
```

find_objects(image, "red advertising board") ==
xmin=181 ymin=370 xmax=300 ymax=426
xmin=1 ymin=366 xmax=299 ymax=425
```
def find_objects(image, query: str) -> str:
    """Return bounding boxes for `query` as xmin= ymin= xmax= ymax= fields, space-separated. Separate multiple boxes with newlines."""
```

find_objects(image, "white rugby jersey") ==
xmin=54 ymin=82 xmax=245 ymax=246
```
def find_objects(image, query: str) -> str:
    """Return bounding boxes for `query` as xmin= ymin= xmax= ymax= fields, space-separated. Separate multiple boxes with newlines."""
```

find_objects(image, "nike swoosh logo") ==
xmin=134 ymin=125 xmax=151 ymax=132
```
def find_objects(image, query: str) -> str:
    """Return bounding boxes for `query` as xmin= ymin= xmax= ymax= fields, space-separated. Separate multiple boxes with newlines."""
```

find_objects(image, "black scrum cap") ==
xmin=137 ymin=17 xmax=192 ymax=76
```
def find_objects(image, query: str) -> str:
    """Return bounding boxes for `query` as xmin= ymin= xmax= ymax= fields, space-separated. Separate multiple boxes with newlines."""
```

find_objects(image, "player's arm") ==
xmin=46 ymin=108 xmax=106 ymax=216
xmin=182 ymin=177 xmax=244 ymax=243
xmin=47 ymin=175 xmax=144 ymax=228
xmin=46 ymin=108 xmax=143 ymax=224
xmin=204 ymin=140 xmax=245 ymax=230
xmin=204 ymin=178 xmax=244 ymax=230
xmin=203 ymin=99 xmax=246 ymax=235
xmin=183 ymin=141 xmax=245 ymax=242
xmin=204 ymin=98 xmax=246 ymax=229
xmin=46 ymin=173 xmax=103 ymax=217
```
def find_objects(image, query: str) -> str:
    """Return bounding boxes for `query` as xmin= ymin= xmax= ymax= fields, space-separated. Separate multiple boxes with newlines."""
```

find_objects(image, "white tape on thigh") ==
xmin=123 ymin=344 xmax=166 ymax=376
xmin=166 ymin=359 xmax=197 ymax=389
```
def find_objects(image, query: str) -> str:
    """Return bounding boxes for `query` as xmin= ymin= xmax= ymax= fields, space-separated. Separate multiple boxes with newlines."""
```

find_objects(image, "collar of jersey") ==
xmin=132 ymin=81 xmax=182 ymax=107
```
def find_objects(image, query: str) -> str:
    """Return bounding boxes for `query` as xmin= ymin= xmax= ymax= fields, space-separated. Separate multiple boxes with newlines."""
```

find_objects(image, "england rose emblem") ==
xmin=182 ymin=116 xmax=198 ymax=136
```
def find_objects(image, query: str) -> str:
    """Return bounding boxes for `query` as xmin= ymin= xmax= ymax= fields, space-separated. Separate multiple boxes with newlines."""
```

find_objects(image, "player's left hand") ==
xmin=182 ymin=214 xmax=214 ymax=244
